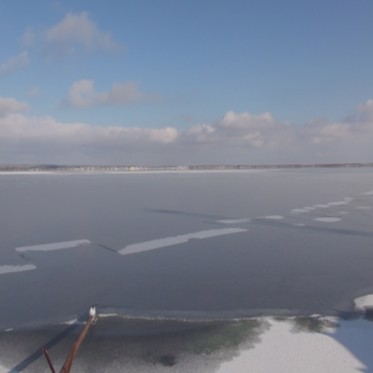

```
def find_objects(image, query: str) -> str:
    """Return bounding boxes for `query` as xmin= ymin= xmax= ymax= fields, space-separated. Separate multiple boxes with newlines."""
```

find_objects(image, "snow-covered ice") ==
xmin=354 ymin=294 xmax=373 ymax=311
xmin=118 ymin=228 xmax=247 ymax=256
xmin=328 ymin=201 xmax=349 ymax=206
xmin=314 ymin=217 xmax=341 ymax=223
xmin=290 ymin=208 xmax=308 ymax=214
xmin=214 ymin=319 xmax=370 ymax=373
xmin=217 ymin=218 xmax=251 ymax=224
xmin=0 ymin=264 xmax=36 ymax=275
xmin=262 ymin=215 xmax=284 ymax=220
xmin=15 ymin=239 xmax=91 ymax=252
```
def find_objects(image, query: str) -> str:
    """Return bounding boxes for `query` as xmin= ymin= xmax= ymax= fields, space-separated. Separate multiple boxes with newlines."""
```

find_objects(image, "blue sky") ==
xmin=1 ymin=0 xmax=373 ymax=165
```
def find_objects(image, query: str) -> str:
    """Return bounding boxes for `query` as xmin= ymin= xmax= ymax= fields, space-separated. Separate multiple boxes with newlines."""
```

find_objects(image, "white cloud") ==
xmin=0 ymin=97 xmax=28 ymax=117
xmin=43 ymin=12 xmax=122 ymax=56
xmin=0 ymin=51 xmax=29 ymax=75
xmin=355 ymin=99 xmax=373 ymax=122
xmin=184 ymin=110 xmax=293 ymax=148
xmin=27 ymin=86 xmax=40 ymax=97
xmin=64 ymin=79 xmax=155 ymax=108
xmin=20 ymin=28 xmax=36 ymax=48
xmin=303 ymin=99 xmax=373 ymax=146
xmin=0 ymin=113 xmax=177 ymax=146
xmin=1 ymin=98 xmax=373 ymax=165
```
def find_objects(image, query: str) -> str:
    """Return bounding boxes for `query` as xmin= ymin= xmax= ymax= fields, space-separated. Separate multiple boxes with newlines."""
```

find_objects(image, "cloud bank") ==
xmin=63 ymin=80 xmax=155 ymax=108
xmin=22 ymin=12 xmax=122 ymax=57
xmin=0 ymin=97 xmax=29 ymax=117
xmin=1 ymin=97 xmax=373 ymax=165
xmin=0 ymin=51 xmax=29 ymax=75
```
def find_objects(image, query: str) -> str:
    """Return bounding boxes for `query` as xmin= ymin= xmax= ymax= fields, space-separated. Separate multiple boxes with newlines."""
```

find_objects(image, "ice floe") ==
xmin=327 ymin=201 xmax=348 ymax=206
xmin=118 ymin=228 xmax=247 ymax=255
xmin=314 ymin=217 xmax=341 ymax=223
xmin=217 ymin=218 xmax=251 ymax=224
xmin=0 ymin=264 xmax=36 ymax=275
xmin=262 ymin=215 xmax=284 ymax=220
xmin=354 ymin=294 xmax=373 ymax=311
xmin=290 ymin=208 xmax=308 ymax=214
xmin=15 ymin=239 xmax=91 ymax=253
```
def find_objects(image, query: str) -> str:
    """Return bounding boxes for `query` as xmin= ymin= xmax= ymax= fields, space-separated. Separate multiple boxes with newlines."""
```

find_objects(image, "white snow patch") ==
xmin=98 ymin=313 xmax=118 ymax=318
xmin=118 ymin=228 xmax=247 ymax=255
xmin=355 ymin=206 xmax=371 ymax=210
xmin=262 ymin=215 xmax=284 ymax=220
xmin=354 ymin=294 xmax=373 ymax=311
xmin=290 ymin=209 xmax=308 ymax=214
xmin=16 ymin=239 xmax=91 ymax=252
xmin=363 ymin=191 xmax=373 ymax=195
xmin=62 ymin=318 xmax=79 ymax=325
xmin=215 ymin=319 xmax=367 ymax=373
xmin=313 ymin=204 xmax=330 ymax=208
xmin=217 ymin=218 xmax=251 ymax=224
xmin=303 ymin=207 xmax=315 ymax=211
xmin=0 ymin=264 xmax=36 ymax=275
xmin=328 ymin=201 xmax=348 ymax=206
xmin=314 ymin=217 xmax=341 ymax=223
xmin=293 ymin=223 xmax=306 ymax=226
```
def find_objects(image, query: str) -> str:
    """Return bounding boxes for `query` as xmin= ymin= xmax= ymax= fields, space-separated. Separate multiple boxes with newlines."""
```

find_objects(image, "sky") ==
xmin=1 ymin=0 xmax=373 ymax=165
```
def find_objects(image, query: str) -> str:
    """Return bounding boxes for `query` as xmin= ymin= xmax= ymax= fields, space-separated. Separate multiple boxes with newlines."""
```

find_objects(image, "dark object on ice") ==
xmin=158 ymin=354 xmax=177 ymax=366
xmin=364 ymin=307 xmax=373 ymax=321
xmin=42 ymin=307 xmax=97 ymax=373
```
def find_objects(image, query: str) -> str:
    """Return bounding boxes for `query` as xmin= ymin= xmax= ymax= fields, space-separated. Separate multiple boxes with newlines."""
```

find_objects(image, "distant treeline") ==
xmin=1 ymin=163 xmax=373 ymax=172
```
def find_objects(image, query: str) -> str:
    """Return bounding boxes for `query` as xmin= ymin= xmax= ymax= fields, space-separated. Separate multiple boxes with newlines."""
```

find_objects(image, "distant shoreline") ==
xmin=1 ymin=162 xmax=373 ymax=174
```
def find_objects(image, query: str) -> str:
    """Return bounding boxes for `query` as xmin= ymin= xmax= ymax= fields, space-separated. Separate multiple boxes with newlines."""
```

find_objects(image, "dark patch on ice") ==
xmin=157 ymin=354 xmax=177 ymax=366
xmin=0 ymin=318 xmax=266 ymax=373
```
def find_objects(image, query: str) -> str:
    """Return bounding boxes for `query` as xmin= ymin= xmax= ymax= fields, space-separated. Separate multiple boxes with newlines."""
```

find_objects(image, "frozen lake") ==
xmin=1 ymin=168 xmax=373 ymax=330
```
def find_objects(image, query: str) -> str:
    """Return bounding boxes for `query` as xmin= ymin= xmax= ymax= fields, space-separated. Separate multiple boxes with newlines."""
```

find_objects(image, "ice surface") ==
xmin=0 ymin=264 xmax=36 ymax=275
xmin=262 ymin=215 xmax=284 ymax=220
xmin=118 ymin=228 xmax=247 ymax=255
xmin=290 ymin=208 xmax=308 ymax=213
xmin=327 ymin=201 xmax=349 ymax=206
xmin=215 ymin=319 xmax=370 ymax=373
xmin=314 ymin=217 xmax=341 ymax=223
xmin=354 ymin=294 xmax=373 ymax=311
xmin=217 ymin=218 xmax=251 ymax=224
xmin=15 ymin=239 xmax=91 ymax=252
